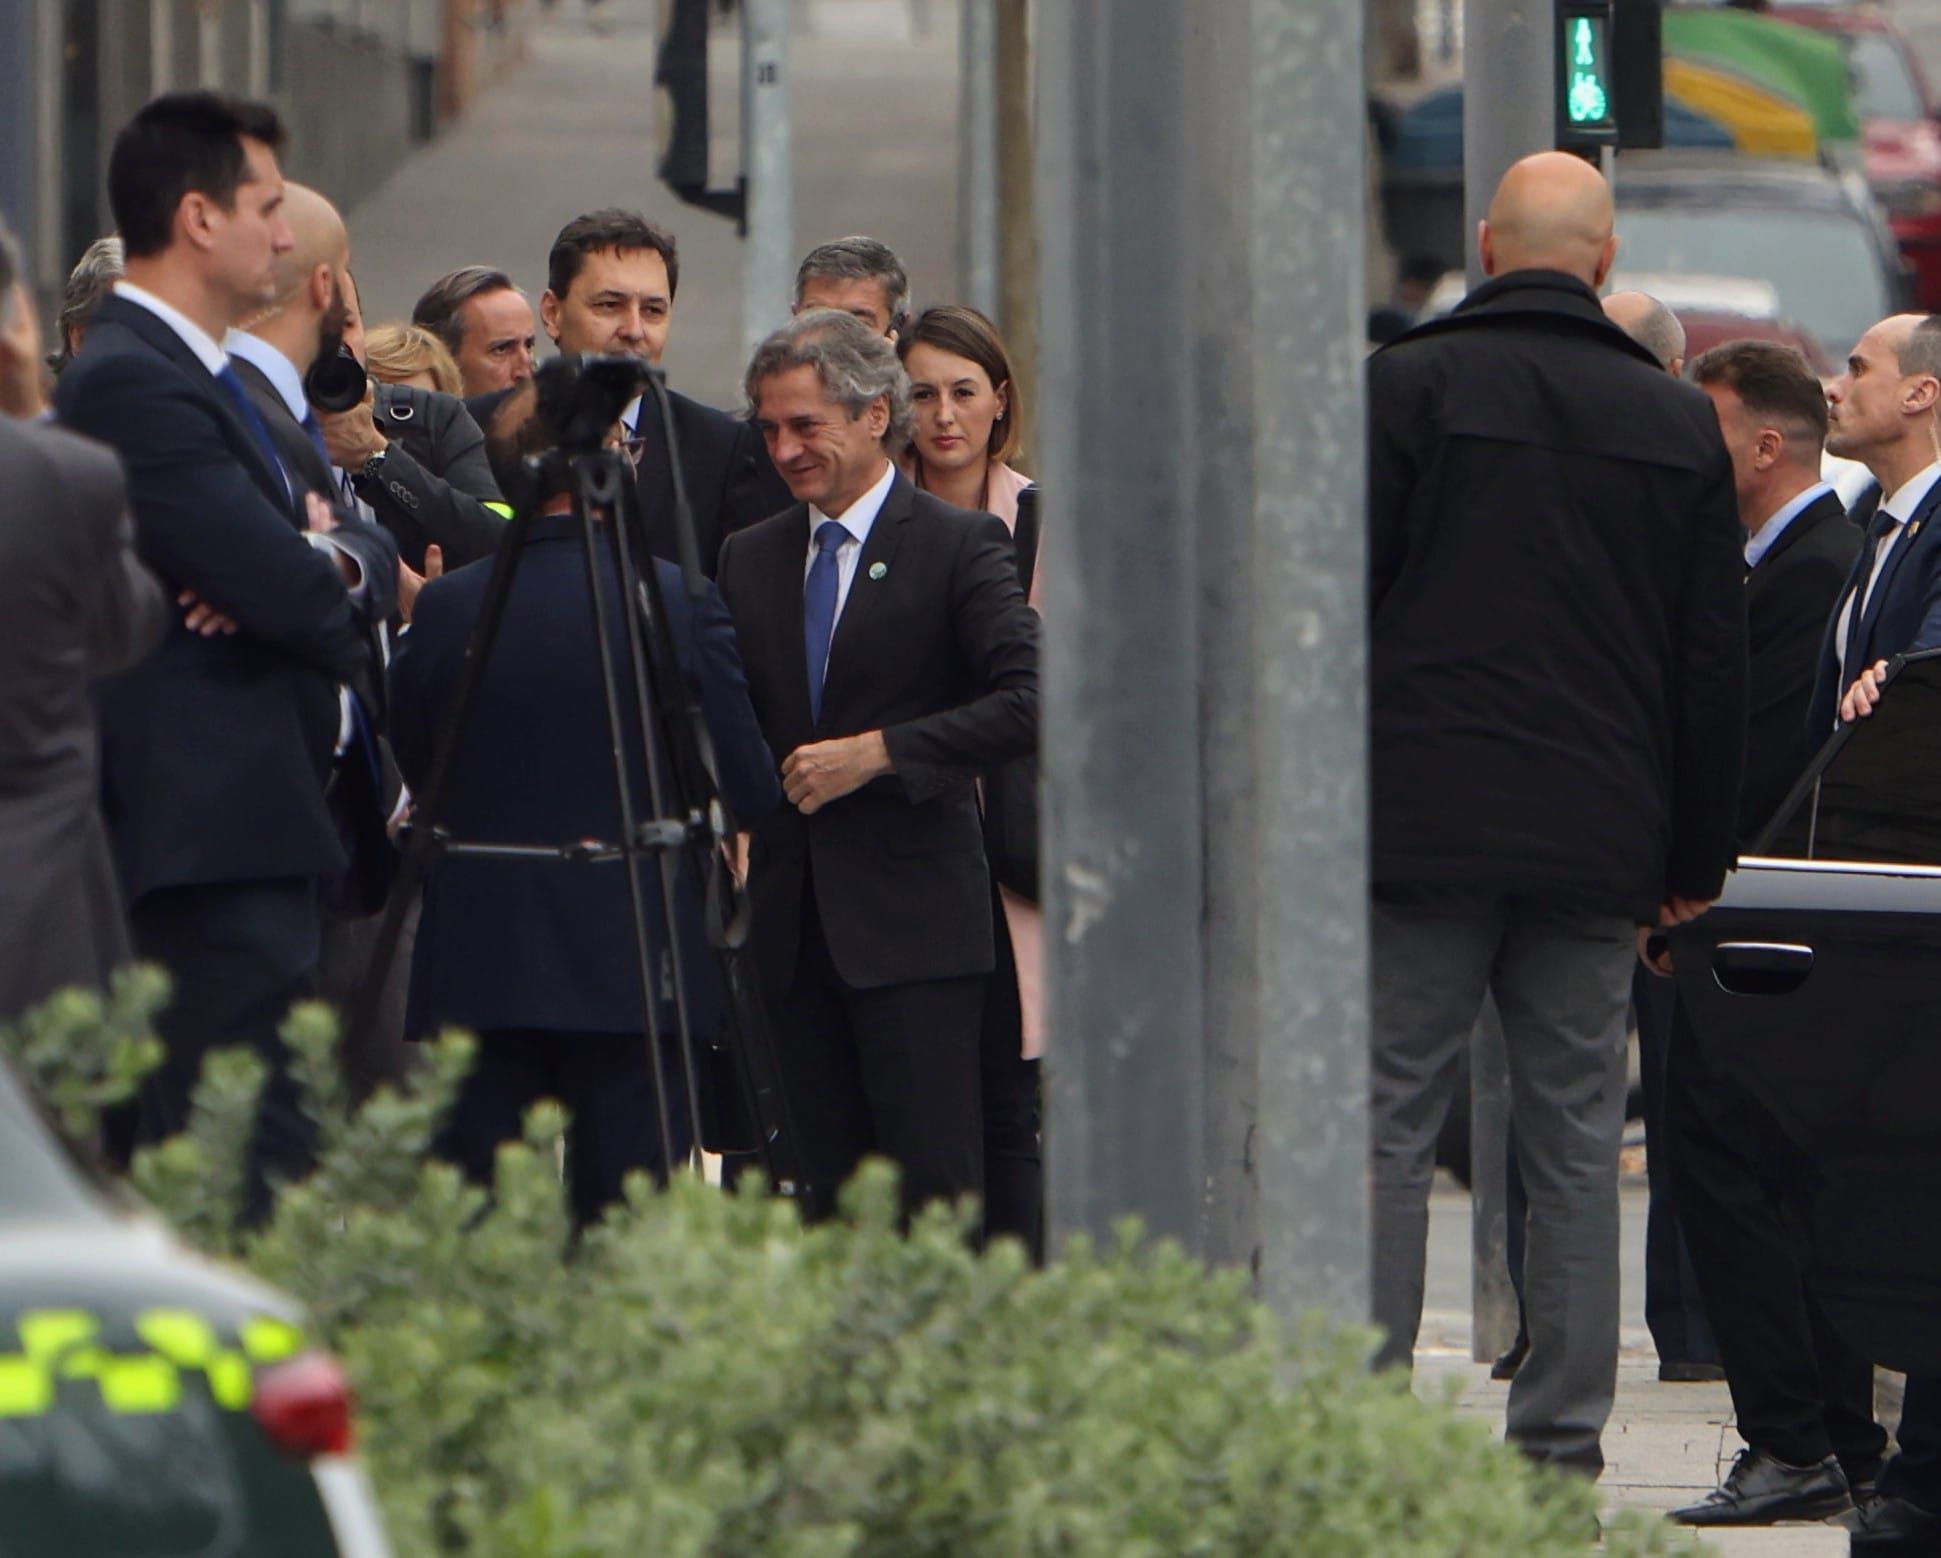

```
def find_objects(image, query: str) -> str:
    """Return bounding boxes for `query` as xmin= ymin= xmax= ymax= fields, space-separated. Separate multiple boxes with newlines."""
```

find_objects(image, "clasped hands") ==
xmin=781 ymin=732 xmax=892 ymax=814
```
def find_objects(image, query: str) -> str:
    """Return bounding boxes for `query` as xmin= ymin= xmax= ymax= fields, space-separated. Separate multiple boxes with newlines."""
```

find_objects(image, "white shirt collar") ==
xmin=622 ymin=394 xmax=644 ymax=437
xmin=810 ymin=459 xmax=896 ymax=548
xmin=1745 ymin=481 xmax=1832 ymax=569
xmin=1879 ymin=459 xmax=1941 ymax=526
xmin=112 ymin=280 xmax=229 ymax=378
xmin=223 ymin=329 xmax=310 ymax=423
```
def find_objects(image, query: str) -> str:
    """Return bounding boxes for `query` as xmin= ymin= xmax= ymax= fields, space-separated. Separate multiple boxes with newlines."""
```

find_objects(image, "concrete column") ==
xmin=957 ymin=0 xmax=998 ymax=315
xmin=1037 ymin=0 xmax=1368 ymax=1319
xmin=740 ymin=0 xmax=793 ymax=361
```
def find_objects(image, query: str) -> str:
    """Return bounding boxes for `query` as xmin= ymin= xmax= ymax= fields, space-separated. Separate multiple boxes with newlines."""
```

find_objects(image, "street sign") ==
xmin=1556 ymin=0 xmax=1619 ymax=150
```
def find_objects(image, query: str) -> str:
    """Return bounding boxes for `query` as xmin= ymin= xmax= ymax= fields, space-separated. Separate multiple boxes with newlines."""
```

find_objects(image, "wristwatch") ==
xmin=357 ymin=447 xmax=388 ymax=485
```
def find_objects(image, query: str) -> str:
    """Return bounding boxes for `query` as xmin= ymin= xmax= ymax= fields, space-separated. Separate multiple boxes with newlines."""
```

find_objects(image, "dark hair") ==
xmin=897 ymin=304 xmax=1020 ymax=462
xmin=108 ymin=91 xmax=286 ymax=259
xmin=412 ymin=265 xmax=519 ymax=355
xmin=547 ymin=210 xmax=679 ymax=303
xmin=1688 ymin=338 xmax=1830 ymax=457
xmin=794 ymin=236 xmax=909 ymax=334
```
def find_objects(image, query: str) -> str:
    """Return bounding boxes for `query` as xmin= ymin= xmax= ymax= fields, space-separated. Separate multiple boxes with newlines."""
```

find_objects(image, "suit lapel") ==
xmin=229 ymin=356 xmax=326 ymax=520
xmin=821 ymin=472 xmax=913 ymax=722
xmin=101 ymin=299 xmax=290 ymax=509
xmin=1753 ymin=490 xmax=1841 ymax=572
xmin=763 ymin=505 xmax=816 ymax=737
xmin=1857 ymin=476 xmax=1941 ymax=659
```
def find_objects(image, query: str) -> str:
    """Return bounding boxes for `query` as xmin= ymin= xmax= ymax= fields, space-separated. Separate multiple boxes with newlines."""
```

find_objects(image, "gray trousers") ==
xmin=1370 ymin=887 xmax=1634 ymax=1474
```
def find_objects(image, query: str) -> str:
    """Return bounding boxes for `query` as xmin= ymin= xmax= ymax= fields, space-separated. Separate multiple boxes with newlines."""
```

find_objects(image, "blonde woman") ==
xmin=363 ymin=322 xmax=463 ymax=397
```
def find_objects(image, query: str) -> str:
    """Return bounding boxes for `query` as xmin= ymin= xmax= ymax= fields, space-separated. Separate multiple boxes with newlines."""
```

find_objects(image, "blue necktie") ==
xmin=300 ymin=407 xmax=332 ymax=472
xmin=803 ymin=519 xmax=847 ymax=723
xmin=214 ymin=365 xmax=292 ymax=503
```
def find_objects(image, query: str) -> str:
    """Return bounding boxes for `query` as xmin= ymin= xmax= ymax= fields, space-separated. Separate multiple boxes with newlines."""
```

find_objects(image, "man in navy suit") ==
xmin=1816 ymin=315 xmax=1941 ymax=1554
xmin=389 ymin=374 xmax=779 ymax=1225
xmin=1811 ymin=313 xmax=1941 ymax=737
xmin=53 ymin=93 xmax=396 ymax=1214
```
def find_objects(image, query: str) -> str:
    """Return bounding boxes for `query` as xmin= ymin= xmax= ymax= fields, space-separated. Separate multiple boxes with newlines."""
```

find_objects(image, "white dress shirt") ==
xmin=113 ymin=280 xmax=228 ymax=375
xmin=803 ymin=460 xmax=896 ymax=664
xmin=1745 ymin=481 xmax=1832 ymax=569
xmin=1832 ymin=458 xmax=1941 ymax=698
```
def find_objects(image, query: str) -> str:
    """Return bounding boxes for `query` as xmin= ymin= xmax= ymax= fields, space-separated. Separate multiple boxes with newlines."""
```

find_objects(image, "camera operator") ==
xmin=390 ymin=365 xmax=779 ymax=1226
xmin=321 ymin=269 xmax=508 ymax=578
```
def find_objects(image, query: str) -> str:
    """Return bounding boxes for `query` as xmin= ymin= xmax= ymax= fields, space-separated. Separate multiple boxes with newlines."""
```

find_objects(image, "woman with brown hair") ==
xmin=363 ymin=322 xmax=463 ymax=397
xmin=898 ymin=305 xmax=1043 ymax=1255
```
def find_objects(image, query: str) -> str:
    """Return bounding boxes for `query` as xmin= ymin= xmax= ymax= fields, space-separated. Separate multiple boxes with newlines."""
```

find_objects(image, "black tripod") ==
xmin=345 ymin=355 xmax=812 ymax=1210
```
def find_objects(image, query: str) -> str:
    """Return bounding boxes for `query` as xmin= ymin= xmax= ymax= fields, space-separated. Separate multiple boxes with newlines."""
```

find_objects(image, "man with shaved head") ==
xmin=1603 ymin=290 xmax=1686 ymax=378
xmin=1366 ymin=151 xmax=1748 ymax=1477
xmin=1811 ymin=313 xmax=1941 ymax=734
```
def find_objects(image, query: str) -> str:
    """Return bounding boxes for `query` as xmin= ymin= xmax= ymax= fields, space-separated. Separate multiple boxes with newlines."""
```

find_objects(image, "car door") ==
xmin=1668 ymin=647 xmax=1941 ymax=1373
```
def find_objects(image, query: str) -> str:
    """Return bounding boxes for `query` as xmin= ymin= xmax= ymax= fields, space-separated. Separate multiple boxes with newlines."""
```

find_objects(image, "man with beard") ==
xmin=54 ymin=95 xmax=394 ymax=1215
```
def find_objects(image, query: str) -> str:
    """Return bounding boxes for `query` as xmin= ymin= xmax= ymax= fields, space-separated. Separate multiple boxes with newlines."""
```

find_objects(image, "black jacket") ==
xmin=1742 ymin=488 xmax=1860 ymax=846
xmin=716 ymin=472 xmax=1039 ymax=996
xmin=391 ymin=514 xmax=779 ymax=1038
xmin=355 ymin=383 xmax=506 ymax=572
xmin=54 ymin=296 xmax=393 ymax=903
xmin=1368 ymin=270 xmax=1749 ymax=921
xmin=636 ymin=389 xmax=793 ymax=578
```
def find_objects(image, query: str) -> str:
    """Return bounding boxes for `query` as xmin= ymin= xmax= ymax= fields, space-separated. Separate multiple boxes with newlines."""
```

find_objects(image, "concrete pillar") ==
xmin=1037 ymin=0 xmax=1369 ymax=1320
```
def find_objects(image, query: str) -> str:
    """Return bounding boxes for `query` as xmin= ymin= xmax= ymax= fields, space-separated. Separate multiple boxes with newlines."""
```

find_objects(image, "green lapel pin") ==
xmin=868 ymin=561 xmax=888 ymax=581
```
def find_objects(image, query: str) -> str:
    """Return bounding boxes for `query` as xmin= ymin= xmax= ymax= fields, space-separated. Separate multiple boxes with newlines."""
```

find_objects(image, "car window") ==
xmin=1849 ymin=32 xmax=1927 ymax=123
xmin=1612 ymin=206 xmax=1890 ymax=364
xmin=1764 ymin=651 xmax=1941 ymax=865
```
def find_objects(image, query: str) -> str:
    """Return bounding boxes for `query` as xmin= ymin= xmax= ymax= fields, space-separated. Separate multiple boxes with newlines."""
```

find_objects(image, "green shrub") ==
xmin=4 ymin=985 xmax=1703 ymax=1556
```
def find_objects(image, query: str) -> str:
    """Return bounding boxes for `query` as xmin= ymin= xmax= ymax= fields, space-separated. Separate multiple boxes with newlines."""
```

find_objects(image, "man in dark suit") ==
xmin=390 ymin=375 xmax=779 ymax=1225
xmin=716 ymin=310 xmax=1038 ymax=1217
xmin=53 ymin=93 xmax=395 ymax=1212
xmin=1803 ymin=312 xmax=1941 ymax=1554
xmin=327 ymin=268 xmax=507 ymax=574
xmin=0 ymin=218 xmax=168 ymax=1026
xmin=1660 ymin=341 xmax=1880 ymax=1527
xmin=539 ymin=210 xmax=792 ymax=576
xmin=1366 ymin=152 xmax=1747 ymax=1476
xmin=1809 ymin=312 xmax=1941 ymax=737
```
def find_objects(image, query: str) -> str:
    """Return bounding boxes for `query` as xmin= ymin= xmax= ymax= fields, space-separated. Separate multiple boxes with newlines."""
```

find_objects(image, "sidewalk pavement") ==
xmin=346 ymin=0 xmax=962 ymax=414
xmin=1418 ymin=1184 xmax=1849 ymax=1555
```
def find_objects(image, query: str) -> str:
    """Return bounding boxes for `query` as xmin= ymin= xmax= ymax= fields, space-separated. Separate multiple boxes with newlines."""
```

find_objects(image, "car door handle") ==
xmin=1712 ymin=941 xmax=1814 ymax=997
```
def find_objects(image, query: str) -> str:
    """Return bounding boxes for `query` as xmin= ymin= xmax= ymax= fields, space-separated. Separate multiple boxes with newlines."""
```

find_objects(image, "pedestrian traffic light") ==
xmin=1556 ymin=0 xmax=1663 ymax=153
xmin=1556 ymin=0 xmax=1619 ymax=150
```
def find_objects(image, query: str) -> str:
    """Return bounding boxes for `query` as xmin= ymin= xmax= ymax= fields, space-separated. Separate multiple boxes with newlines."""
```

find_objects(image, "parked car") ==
xmin=1611 ymin=152 xmax=1909 ymax=366
xmin=0 ymin=1058 xmax=389 ymax=1557
xmin=1773 ymin=4 xmax=1941 ymax=309
xmin=1665 ymin=646 xmax=1941 ymax=1375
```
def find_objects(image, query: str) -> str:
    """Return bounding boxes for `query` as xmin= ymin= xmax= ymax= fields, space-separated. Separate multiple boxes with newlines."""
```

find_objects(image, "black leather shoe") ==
xmin=1490 ymin=1333 xmax=1529 ymax=1382
xmin=1850 ymin=1494 xmax=1941 ymax=1553
xmin=1669 ymin=1448 xmax=1854 ymax=1526
xmin=1659 ymin=1360 xmax=1727 ymax=1383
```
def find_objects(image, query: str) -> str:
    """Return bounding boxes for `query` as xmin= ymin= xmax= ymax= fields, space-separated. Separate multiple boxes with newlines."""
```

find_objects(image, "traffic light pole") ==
xmin=740 ymin=0 xmax=793 ymax=359
xmin=1461 ymin=0 xmax=1555 ymax=1361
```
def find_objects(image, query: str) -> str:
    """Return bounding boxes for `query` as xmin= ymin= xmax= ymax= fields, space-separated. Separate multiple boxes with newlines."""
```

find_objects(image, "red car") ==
xmin=1774 ymin=5 xmax=1941 ymax=308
